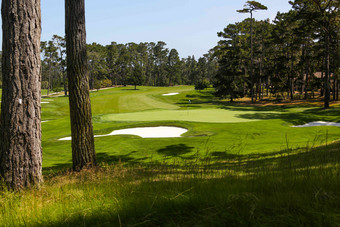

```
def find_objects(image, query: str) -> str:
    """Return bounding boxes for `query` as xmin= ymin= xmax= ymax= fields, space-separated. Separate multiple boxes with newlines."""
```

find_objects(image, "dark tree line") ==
xmin=213 ymin=0 xmax=339 ymax=108
xmin=38 ymin=39 xmax=217 ymax=92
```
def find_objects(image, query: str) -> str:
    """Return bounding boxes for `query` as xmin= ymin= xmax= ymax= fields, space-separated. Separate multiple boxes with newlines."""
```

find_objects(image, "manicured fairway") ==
xmin=101 ymin=109 xmax=276 ymax=123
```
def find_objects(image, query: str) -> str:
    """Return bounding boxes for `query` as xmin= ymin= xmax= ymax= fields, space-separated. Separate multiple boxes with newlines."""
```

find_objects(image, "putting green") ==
xmin=101 ymin=109 xmax=276 ymax=123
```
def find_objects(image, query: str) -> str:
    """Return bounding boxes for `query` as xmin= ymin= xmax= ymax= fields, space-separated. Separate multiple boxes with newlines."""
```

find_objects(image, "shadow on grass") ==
xmin=235 ymin=110 xmax=340 ymax=125
xmin=42 ymin=139 xmax=340 ymax=176
xmin=39 ymin=141 xmax=340 ymax=227
xmin=96 ymin=151 xmax=148 ymax=164
xmin=43 ymin=163 xmax=72 ymax=176
xmin=157 ymin=144 xmax=194 ymax=157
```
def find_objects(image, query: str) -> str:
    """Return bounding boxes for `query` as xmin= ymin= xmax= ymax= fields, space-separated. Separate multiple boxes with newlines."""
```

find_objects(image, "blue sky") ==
xmin=1 ymin=0 xmax=292 ymax=58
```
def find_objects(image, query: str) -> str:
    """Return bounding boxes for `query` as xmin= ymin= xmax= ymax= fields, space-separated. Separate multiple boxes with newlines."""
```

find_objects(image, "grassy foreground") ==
xmin=1 ymin=142 xmax=340 ymax=226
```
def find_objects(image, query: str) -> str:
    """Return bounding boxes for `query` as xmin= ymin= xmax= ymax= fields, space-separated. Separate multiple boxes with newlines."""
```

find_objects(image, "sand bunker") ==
xmin=59 ymin=126 xmax=188 ymax=141
xmin=162 ymin=93 xmax=179 ymax=96
xmin=293 ymin=121 xmax=340 ymax=128
xmin=41 ymin=102 xmax=50 ymax=104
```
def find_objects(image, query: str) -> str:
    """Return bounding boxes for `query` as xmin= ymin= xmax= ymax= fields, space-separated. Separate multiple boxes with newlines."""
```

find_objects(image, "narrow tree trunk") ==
xmin=60 ymin=52 xmax=68 ymax=96
xmin=333 ymin=73 xmax=336 ymax=101
xmin=337 ymin=79 xmax=339 ymax=101
xmin=65 ymin=0 xmax=96 ymax=171
xmin=320 ymin=71 xmax=324 ymax=97
xmin=266 ymin=76 xmax=269 ymax=97
xmin=290 ymin=50 xmax=294 ymax=100
xmin=324 ymin=32 xmax=330 ymax=109
xmin=63 ymin=71 xmax=68 ymax=96
xmin=48 ymin=55 xmax=51 ymax=96
xmin=0 ymin=0 xmax=43 ymax=190
xmin=250 ymin=12 xmax=255 ymax=103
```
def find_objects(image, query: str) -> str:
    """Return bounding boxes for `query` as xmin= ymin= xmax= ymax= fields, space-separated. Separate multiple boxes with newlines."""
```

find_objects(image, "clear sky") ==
xmin=1 ymin=0 xmax=292 ymax=58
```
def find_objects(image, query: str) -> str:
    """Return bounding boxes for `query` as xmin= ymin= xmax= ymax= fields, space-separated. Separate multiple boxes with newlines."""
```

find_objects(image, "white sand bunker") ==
xmin=162 ymin=93 xmax=179 ymax=96
xmin=59 ymin=126 xmax=188 ymax=141
xmin=293 ymin=121 xmax=340 ymax=128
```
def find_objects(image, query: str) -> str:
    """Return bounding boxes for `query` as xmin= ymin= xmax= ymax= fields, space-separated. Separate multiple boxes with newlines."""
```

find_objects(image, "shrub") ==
xmin=195 ymin=79 xmax=210 ymax=91
xmin=53 ymin=87 xmax=63 ymax=93
xmin=94 ymin=80 xmax=102 ymax=90
xmin=101 ymin=79 xmax=112 ymax=88
xmin=41 ymin=81 xmax=49 ymax=89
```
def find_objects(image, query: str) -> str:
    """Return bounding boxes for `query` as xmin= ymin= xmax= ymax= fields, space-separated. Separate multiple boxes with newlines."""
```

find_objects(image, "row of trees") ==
xmin=213 ymin=0 xmax=339 ymax=108
xmin=40 ymin=39 xmax=217 ymax=92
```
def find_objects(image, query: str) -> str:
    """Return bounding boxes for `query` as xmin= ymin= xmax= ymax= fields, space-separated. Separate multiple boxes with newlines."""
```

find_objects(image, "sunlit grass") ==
xmin=1 ymin=141 xmax=340 ymax=226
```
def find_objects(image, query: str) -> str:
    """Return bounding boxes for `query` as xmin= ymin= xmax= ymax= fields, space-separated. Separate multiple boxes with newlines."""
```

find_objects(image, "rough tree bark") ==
xmin=65 ymin=0 xmax=96 ymax=171
xmin=0 ymin=0 xmax=43 ymax=190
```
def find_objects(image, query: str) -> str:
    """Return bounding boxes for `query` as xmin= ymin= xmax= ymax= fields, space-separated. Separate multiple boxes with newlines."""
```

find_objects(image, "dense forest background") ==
xmin=0 ymin=0 xmax=338 ymax=104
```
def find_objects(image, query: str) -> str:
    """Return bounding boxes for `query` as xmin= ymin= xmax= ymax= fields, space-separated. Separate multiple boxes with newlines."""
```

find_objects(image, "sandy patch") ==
xmin=59 ymin=126 xmax=188 ymax=141
xmin=162 ymin=93 xmax=179 ymax=96
xmin=292 ymin=121 xmax=340 ymax=127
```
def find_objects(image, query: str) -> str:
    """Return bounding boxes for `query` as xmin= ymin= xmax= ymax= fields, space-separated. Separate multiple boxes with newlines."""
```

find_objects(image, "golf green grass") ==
xmin=101 ymin=109 xmax=276 ymax=123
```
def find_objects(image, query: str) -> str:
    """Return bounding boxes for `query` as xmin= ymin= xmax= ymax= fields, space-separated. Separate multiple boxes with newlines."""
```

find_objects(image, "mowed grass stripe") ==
xmin=101 ymin=109 xmax=277 ymax=123
xmin=118 ymin=93 xmax=178 ymax=113
xmin=91 ymin=86 xmax=191 ymax=114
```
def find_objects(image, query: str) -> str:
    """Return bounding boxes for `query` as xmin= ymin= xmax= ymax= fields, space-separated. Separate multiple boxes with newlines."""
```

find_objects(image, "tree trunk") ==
xmin=324 ymin=32 xmax=330 ymax=109
xmin=48 ymin=53 xmax=52 ymax=96
xmin=65 ymin=0 xmax=96 ymax=171
xmin=336 ymin=79 xmax=338 ymax=101
xmin=290 ymin=50 xmax=294 ymax=100
xmin=0 ymin=0 xmax=43 ymax=190
xmin=250 ymin=12 xmax=255 ymax=103
xmin=63 ymin=71 xmax=68 ymax=96
xmin=333 ymin=73 xmax=336 ymax=101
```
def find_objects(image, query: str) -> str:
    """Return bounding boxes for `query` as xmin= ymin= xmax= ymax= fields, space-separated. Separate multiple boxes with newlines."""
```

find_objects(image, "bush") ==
xmin=101 ymin=79 xmax=112 ymax=88
xmin=41 ymin=81 xmax=49 ymax=89
xmin=94 ymin=80 xmax=102 ymax=90
xmin=53 ymin=87 xmax=63 ymax=93
xmin=195 ymin=79 xmax=210 ymax=91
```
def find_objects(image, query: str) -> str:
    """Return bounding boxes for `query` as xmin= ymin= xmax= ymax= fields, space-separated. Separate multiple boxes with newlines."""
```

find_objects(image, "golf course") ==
xmin=1 ymin=86 xmax=340 ymax=226
xmin=39 ymin=86 xmax=340 ymax=168
xmin=1 ymin=0 xmax=339 ymax=224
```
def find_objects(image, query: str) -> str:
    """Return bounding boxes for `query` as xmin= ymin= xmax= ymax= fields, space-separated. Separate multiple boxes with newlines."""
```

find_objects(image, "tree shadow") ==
xmin=235 ymin=109 xmax=340 ymax=125
xmin=218 ymin=103 xmax=300 ymax=112
xmin=97 ymin=151 xmax=134 ymax=163
xmin=157 ymin=144 xmax=194 ymax=157
xmin=121 ymin=88 xmax=140 ymax=91
xmin=43 ymin=163 xmax=72 ymax=176
xmin=38 ymin=141 xmax=340 ymax=227
xmin=176 ymin=91 xmax=218 ymax=106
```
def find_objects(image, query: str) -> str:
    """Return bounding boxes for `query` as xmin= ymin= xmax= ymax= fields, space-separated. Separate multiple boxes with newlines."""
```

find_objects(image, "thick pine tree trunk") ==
xmin=0 ymin=0 xmax=43 ymax=190
xmin=65 ymin=0 xmax=96 ymax=171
